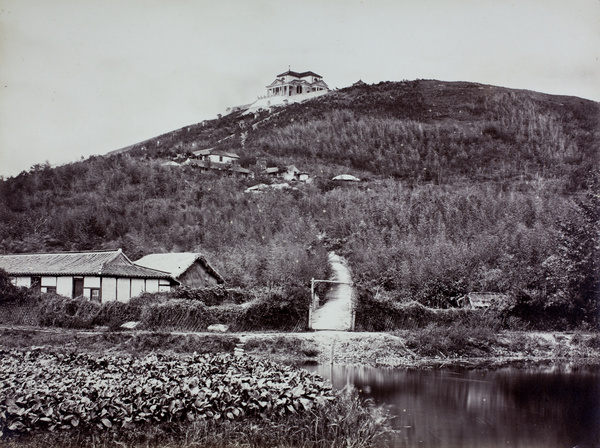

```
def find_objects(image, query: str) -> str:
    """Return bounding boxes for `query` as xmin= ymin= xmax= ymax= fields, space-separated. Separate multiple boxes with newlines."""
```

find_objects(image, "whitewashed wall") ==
xmin=131 ymin=279 xmax=145 ymax=298
xmin=13 ymin=277 xmax=31 ymax=287
xmin=145 ymin=279 xmax=159 ymax=293
xmin=8 ymin=274 xmax=172 ymax=302
xmin=117 ymin=278 xmax=131 ymax=302
xmin=101 ymin=277 xmax=117 ymax=302
xmin=57 ymin=277 xmax=72 ymax=297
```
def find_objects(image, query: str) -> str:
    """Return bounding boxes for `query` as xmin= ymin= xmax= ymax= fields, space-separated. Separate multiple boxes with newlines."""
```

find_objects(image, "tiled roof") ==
xmin=230 ymin=166 xmax=252 ymax=174
xmin=210 ymin=150 xmax=239 ymax=158
xmin=312 ymin=80 xmax=329 ymax=89
xmin=192 ymin=148 xmax=239 ymax=159
xmin=135 ymin=253 xmax=224 ymax=283
xmin=193 ymin=148 xmax=214 ymax=157
xmin=277 ymin=70 xmax=321 ymax=78
xmin=267 ymin=77 xmax=328 ymax=89
xmin=0 ymin=250 xmax=177 ymax=281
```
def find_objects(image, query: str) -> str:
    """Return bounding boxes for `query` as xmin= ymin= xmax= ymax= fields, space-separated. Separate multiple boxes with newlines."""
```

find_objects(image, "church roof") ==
xmin=276 ymin=70 xmax=322 ymax=78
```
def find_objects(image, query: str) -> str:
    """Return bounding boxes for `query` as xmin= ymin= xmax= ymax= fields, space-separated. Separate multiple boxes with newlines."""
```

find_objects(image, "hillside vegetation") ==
xmin=1 ymin=80 xmax=598 ymax=329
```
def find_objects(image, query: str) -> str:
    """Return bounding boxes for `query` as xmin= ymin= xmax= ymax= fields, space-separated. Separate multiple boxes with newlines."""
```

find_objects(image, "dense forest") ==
xmin=1 ymin=80 xmax=598 ymax=328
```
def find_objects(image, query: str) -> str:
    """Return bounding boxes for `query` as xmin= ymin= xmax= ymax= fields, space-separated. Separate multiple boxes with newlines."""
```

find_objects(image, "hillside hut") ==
xmin=135 ymin=253 xmax=224 ymax=288
xmin=229 ymin=166 xmax=253 ymax=178
xmin=0 ymin=249 xmax=178 ymax=302
xmin=193 ymin=148 xmax=240 ymax=165
xmin=458 ymin=292 xmax=508 ymax=310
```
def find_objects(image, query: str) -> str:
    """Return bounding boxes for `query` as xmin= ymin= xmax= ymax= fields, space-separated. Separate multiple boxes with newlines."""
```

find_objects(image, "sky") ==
xmin=1 ymin=0 xmax=599 ymax=177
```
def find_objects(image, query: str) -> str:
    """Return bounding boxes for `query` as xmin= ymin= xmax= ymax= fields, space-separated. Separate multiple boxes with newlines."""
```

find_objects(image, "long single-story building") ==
xmin=0 ymin=249 xmax=179 ymax=302
xmin=135 ymin=252 xmax=224 ymax=288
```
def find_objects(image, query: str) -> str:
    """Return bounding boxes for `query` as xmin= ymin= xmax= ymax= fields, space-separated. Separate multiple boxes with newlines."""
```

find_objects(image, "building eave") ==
xmin=276 ymin=70 xmax=321 ymax=78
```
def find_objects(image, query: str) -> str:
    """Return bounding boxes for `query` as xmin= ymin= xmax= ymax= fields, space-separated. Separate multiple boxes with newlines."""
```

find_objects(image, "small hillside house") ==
xmin=266 ymin=70 xmax=329 ymax=97
xmin=262 ymin=165 xmax=309 ymax=182
xmin=229 ymin=165 xmax=253 ymax=178
xmin=135 ymin=253 xmax=224 ymax=288
xmin=193 ymin=148 xmax=240 ymax=165
xmin=0 ymin=249 xmax=179 ymax=302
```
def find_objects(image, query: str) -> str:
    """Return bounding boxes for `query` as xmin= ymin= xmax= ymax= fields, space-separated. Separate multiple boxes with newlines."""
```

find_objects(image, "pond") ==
xmin=302 ymin=363 xmax=600 ymax=448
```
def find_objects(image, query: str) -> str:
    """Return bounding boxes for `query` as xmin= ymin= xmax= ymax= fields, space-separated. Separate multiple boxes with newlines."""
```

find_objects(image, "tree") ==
xmin=0 ymin=268 xmax=31 ymax=304
xmin=551 ymin=171 xmax=600 ymax=325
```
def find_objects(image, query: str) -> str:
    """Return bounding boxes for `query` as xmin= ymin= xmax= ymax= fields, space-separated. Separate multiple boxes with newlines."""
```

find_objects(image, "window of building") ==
xmin=31 ymin=276 xmax=41 ymax=294
xmin=90 ymin=288 xmax=101 ymax=302
xmin=45 ymin=286 xmax=57 ymax=294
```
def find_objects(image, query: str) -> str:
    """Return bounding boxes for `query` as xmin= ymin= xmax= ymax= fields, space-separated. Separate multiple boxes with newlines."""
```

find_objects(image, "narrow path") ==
xmin=311 ymin=253 xmax=354 ymax=331
xmin=234 ymin=335 xmax=247 ymax=357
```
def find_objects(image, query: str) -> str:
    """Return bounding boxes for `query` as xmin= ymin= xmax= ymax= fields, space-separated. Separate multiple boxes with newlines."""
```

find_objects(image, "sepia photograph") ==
xmin=0 ymin=0 xmax=599 ymax=446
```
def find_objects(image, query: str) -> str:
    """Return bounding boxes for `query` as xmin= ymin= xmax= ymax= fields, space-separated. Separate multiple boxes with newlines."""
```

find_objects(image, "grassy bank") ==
xmin=0 ymin=327 xmax=239 ymax=355
xmin=1 ymin=326 xmax=599 ymax=369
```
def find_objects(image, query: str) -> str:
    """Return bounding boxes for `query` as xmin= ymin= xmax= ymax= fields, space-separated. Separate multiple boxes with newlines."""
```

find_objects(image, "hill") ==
xmin=124 ymin=79 xmax=599 ymax=188
xmin=1 ymin=79 xmax=598 ymax=328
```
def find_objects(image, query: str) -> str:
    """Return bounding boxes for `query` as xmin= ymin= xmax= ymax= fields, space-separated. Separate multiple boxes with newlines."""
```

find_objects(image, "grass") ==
xmin=401 ymin=322 xmax=498 ymax=357
xmin=0 ymin=328 xmax=238 ymax=355
xmin=397 ymin=323 xmax=600 ymax=363
xmin=244 ymin=336 xmax=321 ymax=363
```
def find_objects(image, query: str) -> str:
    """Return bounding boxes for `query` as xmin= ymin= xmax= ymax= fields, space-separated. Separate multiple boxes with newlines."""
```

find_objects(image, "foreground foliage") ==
xmin=0 ymin=350 xmax=334 ymax=434
xmin=0 ymin=349 xmax=389 ymax=447
xmin=3 ymin=391 xmax=388 ymax=448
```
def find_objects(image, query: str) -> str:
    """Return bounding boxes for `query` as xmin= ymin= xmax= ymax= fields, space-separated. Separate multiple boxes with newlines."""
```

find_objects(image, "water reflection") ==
xmin=303 ymin=364 xmax=600 ymax=448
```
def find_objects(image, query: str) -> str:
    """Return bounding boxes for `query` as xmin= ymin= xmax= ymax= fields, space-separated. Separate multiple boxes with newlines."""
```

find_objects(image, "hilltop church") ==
xmin=226 ymin=69 xmax=330 ymax=115
xmin=266 ymin=70 xmax=329 ymax=97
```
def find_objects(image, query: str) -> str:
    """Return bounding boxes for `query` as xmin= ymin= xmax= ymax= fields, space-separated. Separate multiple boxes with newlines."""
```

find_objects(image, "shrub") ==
xmin=38 ymin=295 xmax=101 ymax=329
xmin=404 ymin=322 xmax=497 ymax=357
xmin=129 ymin=286 xmax=311 ymax=332
xmin=240 ymin=286 xmax=311 ymax=331
xmin=94 ymin=301 xmax=143 ymax=329
xmin=0 ymin=271 xmax=40 ymax=325
xmin=355 ymin=288 xmax=453 ymax=331
xmin=131 ymin=291 xmax=171 ymax=304
xmin=174 ymin=286 xmax=253 ymax=305
xmin=581 ymin=333 xmax=600 ymax=349
xmin=140 ymin=299 xmax=212 ymax=331
xmin=355 ymin=286 xmax=503 ymax=332
xmin=413 ymin=277 xmax=467 ymax=309
xmin=210 ymin=304 xmax=245 ymax=330
xmin=0 ymin=268 xmax=32 ymax=305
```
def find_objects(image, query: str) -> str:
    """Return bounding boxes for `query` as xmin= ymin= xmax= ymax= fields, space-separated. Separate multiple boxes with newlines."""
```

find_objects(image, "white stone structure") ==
xmin=266 ymin=70 xmax=329 ymax=97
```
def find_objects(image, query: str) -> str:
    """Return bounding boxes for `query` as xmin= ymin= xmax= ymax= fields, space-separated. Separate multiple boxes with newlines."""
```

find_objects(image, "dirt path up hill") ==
xmin=311 ymin=253 xmax=354 ymax=331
